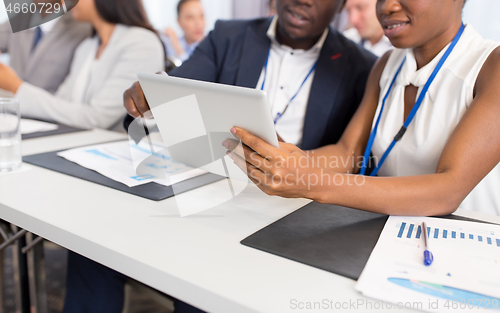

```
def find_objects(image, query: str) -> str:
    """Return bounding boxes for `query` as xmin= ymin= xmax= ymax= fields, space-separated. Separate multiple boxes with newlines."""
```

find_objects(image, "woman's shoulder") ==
xmin=474 ymin=46 xmax=500 ymax=93
xmin=447 ymin=25 xmax=500 ymax=86
xmin=73 ymin=35 xmax=99 ymax=56
xmin=461 ymin=25 xmax=499 ymax=54
xmin=381 ymin=48 xmax=406 ymax=71
xmin=377 ymin=48 xmax=405 ymax=86
xmin=114 ymin=25 xmax=162 ymax=46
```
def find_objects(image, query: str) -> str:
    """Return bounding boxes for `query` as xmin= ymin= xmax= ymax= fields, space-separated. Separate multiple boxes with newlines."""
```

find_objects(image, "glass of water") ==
xmin=0 ymin=98 xmax=22 ymax=172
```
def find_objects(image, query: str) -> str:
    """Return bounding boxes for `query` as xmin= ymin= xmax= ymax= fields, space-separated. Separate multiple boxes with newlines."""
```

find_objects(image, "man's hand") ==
xmin=164 ymin=27 xmax=176 ymax=39
xmin=123 ymin=81 xmax=151 ymax=118
xmin=0 ymin=53 xmax=22 ymax=94
xmin=164 ymin=27 xmax=184 ymax=56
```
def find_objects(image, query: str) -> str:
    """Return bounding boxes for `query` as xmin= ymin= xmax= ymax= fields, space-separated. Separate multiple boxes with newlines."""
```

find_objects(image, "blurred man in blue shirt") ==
xmin=163 ymin=0 xmax=205 ymax=63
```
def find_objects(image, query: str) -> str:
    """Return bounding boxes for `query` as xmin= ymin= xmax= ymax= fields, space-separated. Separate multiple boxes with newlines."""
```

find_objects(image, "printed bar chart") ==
xmin=397 ymin=222 xmax=406 ymax=238
xmin=407 ymin=224 xmax=414 ymax=238
xmin=396 ymin=222 xmax=499 ymax=248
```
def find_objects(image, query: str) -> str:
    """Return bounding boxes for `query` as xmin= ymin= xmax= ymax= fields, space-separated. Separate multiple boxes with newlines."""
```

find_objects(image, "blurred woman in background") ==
xmin=0 ymin=0 xmax=165 ymax=130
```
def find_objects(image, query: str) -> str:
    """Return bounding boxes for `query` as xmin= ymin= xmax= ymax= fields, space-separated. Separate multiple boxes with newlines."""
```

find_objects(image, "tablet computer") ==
xmin=137 ymin=73 xmax=279 ymax=169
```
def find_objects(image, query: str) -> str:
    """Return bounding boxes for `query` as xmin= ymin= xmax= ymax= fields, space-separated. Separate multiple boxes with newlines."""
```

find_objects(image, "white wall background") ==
xmin=0 ymin=0 xmax=233 ymax=34
xmin=463 ymin=0 xmax=500 ymax=41
xmin=0 ymin=0 xmax=8 ymax=63
xmin=232 ymin=0 xmax=269 ymax=20
xmin=0 ymin=0 xmax=6 ymax=24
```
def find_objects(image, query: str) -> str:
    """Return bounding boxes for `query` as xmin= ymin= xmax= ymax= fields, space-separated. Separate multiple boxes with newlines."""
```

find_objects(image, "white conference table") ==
xmin=1 ymin=129 xmax=500 ymax=313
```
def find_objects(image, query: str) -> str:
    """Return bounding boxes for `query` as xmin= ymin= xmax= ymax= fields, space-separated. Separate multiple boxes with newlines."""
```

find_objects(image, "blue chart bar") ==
xmin=407 ymin=224 xmax=414 ymax=238
xmin=396 ymin=223 xmax=499 ymax=245
xmin=416 ymin=226 xmax=422 ymax=239
xmin=398 ymin=223 xmax=406 ymax=238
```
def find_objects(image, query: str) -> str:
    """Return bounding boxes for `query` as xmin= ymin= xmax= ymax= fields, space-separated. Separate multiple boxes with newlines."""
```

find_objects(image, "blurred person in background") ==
xmin=0 ymin=0 xmax=165 ymax=130
xmin=163 ymin=0 xmax=206 ymax=63
xmin=268 ymin=0 xmax=277 ymax=16
xmin=343 ymin=0 xmax=392 ymax=56
xmin=0 ymin=0 xmax=91 ymax=95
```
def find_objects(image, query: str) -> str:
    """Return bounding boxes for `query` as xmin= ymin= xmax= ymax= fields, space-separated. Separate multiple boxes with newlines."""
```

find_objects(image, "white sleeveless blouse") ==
xmin=371 ymin=25 xmax=500 ymax=216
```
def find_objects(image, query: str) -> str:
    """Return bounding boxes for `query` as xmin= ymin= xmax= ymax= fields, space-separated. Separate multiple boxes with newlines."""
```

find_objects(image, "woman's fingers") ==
xmin=228 ymin=149 xmax=275 ymax=184
xmin=223 ymin=139 xmax=274 ymax=172
xmin=231 ymin=127 xmax=278 ymax=158
xmin=225 ymin=127 xmax=315 ymax=199
xmin=228 ymin=148 xmax=262 ymax=175
xmin=223 ymin=139 xmax=243 ymax=155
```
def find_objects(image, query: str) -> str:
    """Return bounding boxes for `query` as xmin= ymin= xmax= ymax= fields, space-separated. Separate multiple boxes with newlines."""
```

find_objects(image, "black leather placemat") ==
xmin=241 ymin=202 xmax=487 ymax=281
xmin=22 ymin=123 xmax=85 ymax=140
xmin=23 ymin=150 xmax=225 ymax=201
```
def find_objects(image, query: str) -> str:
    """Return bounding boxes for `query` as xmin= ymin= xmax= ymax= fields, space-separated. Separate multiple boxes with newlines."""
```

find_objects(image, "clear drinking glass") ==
xmin=0 ymin=98 xmax=22 ymax=172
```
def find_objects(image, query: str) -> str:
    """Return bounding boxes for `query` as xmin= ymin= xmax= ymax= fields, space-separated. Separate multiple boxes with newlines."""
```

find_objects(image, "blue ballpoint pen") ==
xmin=422 ymin=222 xmax=434 ymax=266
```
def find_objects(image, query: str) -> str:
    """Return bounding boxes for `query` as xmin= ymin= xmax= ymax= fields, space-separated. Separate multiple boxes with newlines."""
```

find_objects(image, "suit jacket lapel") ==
xmin=25 ymin=15 xmax=70 ymax=75
xmin=12 ymin=13 xmax=35 ymax=78
xmin=301 ymin=29 xmax=348 ymax=150
xmin=19 ymin=29 xmax=34 ymax=76
xmin=235 ymin=18 xmax=273 ymax=89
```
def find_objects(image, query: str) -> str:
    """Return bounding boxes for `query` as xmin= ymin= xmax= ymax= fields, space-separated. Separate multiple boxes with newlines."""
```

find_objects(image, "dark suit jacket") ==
xmin=127 ymin=18 xmax=377 ymax=150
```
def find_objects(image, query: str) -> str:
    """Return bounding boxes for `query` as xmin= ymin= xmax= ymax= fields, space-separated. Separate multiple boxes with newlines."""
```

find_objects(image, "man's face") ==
xmin=345 ymin=0 xmax=382 ymax=40
xmin=178 ymin=0 xmax=206 ymax=43
xmin=276 ymin=0 xmax=343 ymax=42
xmin=70 ymin=0 xmax=96 ymax=22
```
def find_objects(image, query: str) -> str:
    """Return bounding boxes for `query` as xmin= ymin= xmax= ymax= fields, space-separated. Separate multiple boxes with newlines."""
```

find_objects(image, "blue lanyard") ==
xmin=360 ymin=23 xmax=465 ymax=176
xmin=260 ymin=50 xmax=318 ymax=124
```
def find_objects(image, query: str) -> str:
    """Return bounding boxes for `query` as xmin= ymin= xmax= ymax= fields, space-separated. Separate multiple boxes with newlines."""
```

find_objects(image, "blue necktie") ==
xmin=32 ymin=26 xmax=43 ymax=52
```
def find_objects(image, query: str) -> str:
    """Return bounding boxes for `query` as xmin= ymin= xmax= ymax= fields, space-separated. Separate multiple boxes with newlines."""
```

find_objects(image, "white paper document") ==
xmin=356 ymin=216 xmax=500 ymax=312
xmin=58 ymin=140 xmax=206 ymax=187
xmin=20 ymin=119 xmax=59 ymax=135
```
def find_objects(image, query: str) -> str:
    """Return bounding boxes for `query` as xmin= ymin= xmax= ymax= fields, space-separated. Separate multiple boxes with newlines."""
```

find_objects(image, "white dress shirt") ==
xmin=29 ymin=14 xmax=61 ymax=32
xmin=343 ymin=28 xmax=393 ymax=57
xmin=255 ymin=16 xmax=328 ymax=146
xmin=163 ymin=35 xmax=203 ymax=62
